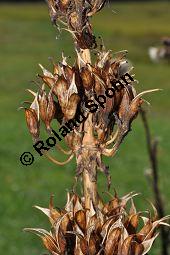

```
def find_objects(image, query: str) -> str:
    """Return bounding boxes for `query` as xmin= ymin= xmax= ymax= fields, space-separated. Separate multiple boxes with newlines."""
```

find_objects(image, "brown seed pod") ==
xmin=94 ymin=75 xmax=105 ymax=95
xmin=75 ymin=210 xmax=86 ymax=233
xmin=81 ymin=66 xmax=94 ymax=91
xmin=58 ymin=0 xmax=70 ymax=12
xmin=125 ymin=213 xmax=140 ymax=235
xmin=121 ymin=235 xmax=134 ymax=255
xmin=76 ymin=26 xmax=96 ymax=49
xmin=39 ymin=90 xmax=48 ymax=124
xmin=131 ymin=241 xmax=144 ymax=255
xmin=46 ymin=90 xmax=56 ymax=131
xmin=24 ymin=192 xmax=170 ymax=255
xmin=57 ymin=228 xmax=67 ymax=253
xmin=64 ymin=94 xmax=80 ymax=120
xmin=87 ymin=0 xmax=107 ymax=16
xmin=105 ymin=228 xmax=121 ymax=255
xmin=92 ymin=66 xmax=102 ymax=80
xmin=42 ymin=235 xmax=60 ymax=253
xmin=88 ymin=231 xmax=100 ymax=255
xmin=38 ymin=74 xmax=56 ymax=90
xmin=54 ymin=76 xmax=69 ymax=110
xmin=62 ymin=64 xmax=74 ymax=84
xmin=50 ymin=100 xmax=63 ymax=125
xmin=49 ymin=195 xmax=62 ymax=222
xmin=110 ymin=61 xmax=120 ymax=80
xmin=69 ymin=11 xmax=80 ymax=31
xmin=80 ymin=238 xmax=88 ymax=254
xmin=38 ymin=87 xmax=56 ymax=132
xmin=53 ymin=62 xmax=62 ymax=76
xmin=25 ymin=108 xmax=40 ymax=141
xmin=138 ymin=219 xmax=153 ymax=242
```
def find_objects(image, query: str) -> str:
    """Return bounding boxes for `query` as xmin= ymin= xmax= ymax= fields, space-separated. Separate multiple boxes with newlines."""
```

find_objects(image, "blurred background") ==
xmin=0 ymin=0 xmax=170 ymax=254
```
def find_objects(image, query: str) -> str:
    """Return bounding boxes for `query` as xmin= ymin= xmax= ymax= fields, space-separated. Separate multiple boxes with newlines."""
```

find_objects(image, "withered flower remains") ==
xmin=22 ymin=0 xmax=169 ymax=254
xmin=25 ymin=192 xmax=170 ymax=255
xmin=46 ymin=0 xmax=106 ymax=48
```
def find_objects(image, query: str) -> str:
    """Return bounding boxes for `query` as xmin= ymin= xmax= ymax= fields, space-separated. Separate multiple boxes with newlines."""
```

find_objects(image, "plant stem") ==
xmin=83 ymin=169 xmax=98 ymax=209
xmin=79 ymin=48 xmax=98 ymax=209
xmin=140 ymin=108 xmax=170 ymax=255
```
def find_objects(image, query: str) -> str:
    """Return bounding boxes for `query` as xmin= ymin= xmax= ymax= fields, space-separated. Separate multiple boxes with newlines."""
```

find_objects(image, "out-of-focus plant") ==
xmin=141 ymin=108 xmax=170 ymax=255
xmin=21 ymin=1 xmax=170 ymax=254
xmin=149 ymin=37 xmax=170 ymax=63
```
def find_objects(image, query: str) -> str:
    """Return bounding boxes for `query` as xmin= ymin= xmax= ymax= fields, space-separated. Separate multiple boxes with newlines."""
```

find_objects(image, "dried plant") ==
xmin=21 ymin=0 xmax=170 ymax=254
xmin=141 ymin=109 xmax=170 ymax=255
xmin=25 ymin=192 xmax=170 ymax=255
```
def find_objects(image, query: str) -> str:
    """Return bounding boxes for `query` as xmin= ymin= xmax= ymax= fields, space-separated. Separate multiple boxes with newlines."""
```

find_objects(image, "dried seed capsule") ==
xmin=121 ymin=235 xmax=134 ymax=255
xmin=131 ymin=241 xmax=144 ymax=255
xmin=105 ymin=228 xmax=121 ymax=255
xmin=53 ymin=62 xmax=61 ymax=76
xmin=88 ymin=0 xmax=107 ymax=16
xmin=58 ymin=0 xmax=70 ymax=12
xmin=54 ymin=76 xmax=69 ymax=109
xmin=62 ymin=64 xmax=74 ymax=84
xmin=46 ymin=91 xmax=56 ymax=131
xmin=39 ymin=90 xmax=48 ymax=124
xmin=25 ymin=108 xmax=40 ymax=141
xmin=94 ymin=75 xmax=105 ymax=95
xmin=89 ymin=231 xmax=100 ymax=254
xmin=42 ymin=235 xmax=60 ymax=253
xmin=80 ymin=239 xmax=88 ymax=254
xmin=81 ymin=66 xmax=94 ymax=90
xmin=54 ymin=101 xmax=64 ymax=124
xmin=69 ymin=11 xmax=80 ymax=31
xmin=64 ymin=94 xmax=80 ymax=120
xmin=109 ymin=61 xmax=120 ymax=79
xmin=75 ymin=210 xmax=86 ymax=232
xmin=76 ymin=27 xmax=96 ymax=49
xmin=38 ymin=74 xmax=56 ymax=91
xmin=92 ymin=66 xmax=102 ymax=80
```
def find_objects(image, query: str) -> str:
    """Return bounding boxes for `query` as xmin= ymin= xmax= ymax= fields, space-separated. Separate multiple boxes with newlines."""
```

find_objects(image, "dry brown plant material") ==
xmin=22 ymin=1 xmax=170 ymax=254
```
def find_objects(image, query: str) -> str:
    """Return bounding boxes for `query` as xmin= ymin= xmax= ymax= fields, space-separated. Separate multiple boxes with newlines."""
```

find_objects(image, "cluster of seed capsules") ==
xmin=24 ymin=49 xmax=146 ymax=140
xmin=22 ymin=1 xmax=170 ymax=255
xmin=25 ymin=192 xmax=170 ymax=255
xmin=46 ymin=0 xmax=107 ymax=49
xmin=23 ymin=49 xmax=157 ymax=179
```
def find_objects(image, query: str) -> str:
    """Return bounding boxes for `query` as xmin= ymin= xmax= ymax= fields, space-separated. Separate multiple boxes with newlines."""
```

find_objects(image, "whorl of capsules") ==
xmin=23 ymin=51 xmax=136 ymax=140
xmin=24 ymin=192 xmax=170 ymax=255
xmin=22 ymin=50 xmax=158 ymax=179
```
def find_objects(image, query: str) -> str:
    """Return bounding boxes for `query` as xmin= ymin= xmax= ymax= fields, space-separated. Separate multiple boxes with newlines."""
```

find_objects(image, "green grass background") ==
xmin=0 ymin=1 xmax=170 ymax=254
